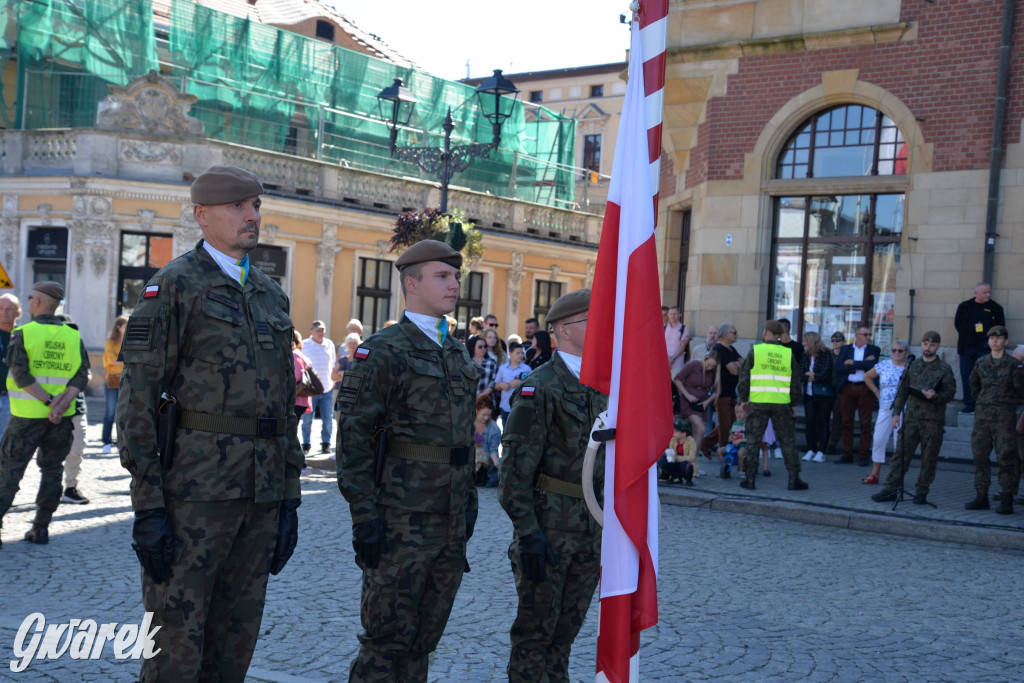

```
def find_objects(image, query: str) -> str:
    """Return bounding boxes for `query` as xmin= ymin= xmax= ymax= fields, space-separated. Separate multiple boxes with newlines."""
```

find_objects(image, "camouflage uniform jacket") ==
xmin=6 ymin=314 xmax=90 ymax=394
xmin=969 ymin=354 xmax=1024 ymax=418
xmin=336 ymin=315 xmax=479 ymax=526
xmin=117 ymin=240 xmax=302 ymax=511
xmin=499 ymin=353 xmax=607 ymax=540
xmin=737 ymin=341 xmax=801 ymax=404
xmin=891 ymin=357 xmax=956 ymax=423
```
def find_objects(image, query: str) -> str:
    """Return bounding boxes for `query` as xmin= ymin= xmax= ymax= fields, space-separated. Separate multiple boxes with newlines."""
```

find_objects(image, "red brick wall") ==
xmin=686 ymin=0 xmax=1019 ymax=189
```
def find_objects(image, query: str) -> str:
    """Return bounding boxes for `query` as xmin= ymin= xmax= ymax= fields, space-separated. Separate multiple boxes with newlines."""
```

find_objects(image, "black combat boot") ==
xmin=996 ymin=492 xmax=1014 ymax=515
xmin=787 ymin=474 xmax=809 ymax=490
xmin=739 ymin=470 xmax=756 ymax=490
xmin=964 ymin=488 xmax=989 ymax=510
xmin=24 ymin=525 xmax=48 ymax=544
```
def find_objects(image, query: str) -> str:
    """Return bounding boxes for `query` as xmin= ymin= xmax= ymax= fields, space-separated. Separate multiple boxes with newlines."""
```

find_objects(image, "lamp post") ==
xmin=377 ymin=69 xmax=519 ymax=213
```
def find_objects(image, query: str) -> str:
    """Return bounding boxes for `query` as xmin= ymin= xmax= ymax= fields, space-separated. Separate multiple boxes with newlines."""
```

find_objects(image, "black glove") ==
xmin=270 ymin=498 xmax=301 ymax=576
xmin=131 ymin=508 xmax=177 ymax=584
xmin=352 ymin=519 xmax=387 ymax=569
xmin=518 ymin=530 xmax=556 ymax=582
xmin=465 ymin=508 xmax=478 ymax=541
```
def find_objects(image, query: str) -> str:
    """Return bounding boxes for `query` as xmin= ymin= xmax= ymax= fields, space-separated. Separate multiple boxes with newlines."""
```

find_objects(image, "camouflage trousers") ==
xmin=972 ymin=414 xmax=1020 ymax=493
xmin=744 ymin=404 xmax=800 ymax=477
xmin=882 ymin=418 xmax=944 ymax=495
xmin=350 ymin=506 xmax=467 ymax=683
xmin=139 ymin=498 xmax=278 ymax=683
xmin=0 ymin=416 xmax=73 ymax=527
xmin=507 ymin=527 xmax=600 ymax=683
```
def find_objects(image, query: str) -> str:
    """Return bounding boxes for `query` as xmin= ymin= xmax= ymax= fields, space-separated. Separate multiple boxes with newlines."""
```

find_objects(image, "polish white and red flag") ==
xmin=579 ymin=1 xmax=671 ymax=682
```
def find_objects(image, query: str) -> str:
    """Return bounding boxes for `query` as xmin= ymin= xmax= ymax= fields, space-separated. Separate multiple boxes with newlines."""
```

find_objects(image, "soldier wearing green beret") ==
xmin=117 ymin=165 xmax=304 ymax=681
xmin=963 ymin=326 xmax=1024 ymax=513
xmin=498 ymin=288 xmax=607 ymax=682
xmin=872 ymin=331 xmax=956 ymax=505
xmin=0 ymin=281 xmax=89 ymax=547
xmin=336 ymin=239 xmax=478 ymax=681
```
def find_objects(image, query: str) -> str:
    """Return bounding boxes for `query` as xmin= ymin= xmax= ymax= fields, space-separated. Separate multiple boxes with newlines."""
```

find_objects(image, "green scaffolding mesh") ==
xmin=6 ymin=0 xmax=577 ymax=208
xmin=14 ymin=0 xmax=157 ymax=128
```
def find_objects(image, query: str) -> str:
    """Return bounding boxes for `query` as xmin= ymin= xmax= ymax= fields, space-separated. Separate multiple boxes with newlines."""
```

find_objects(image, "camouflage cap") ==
xmin=32 ymin=281 xmax=64 ymax=302
xmin=394 ymin=239 xmax=463 ymax=272
xmin=921 ymin=330 xmax=941 ymax=344
xmin=987 ymin=325 xmax=1008 ymax=338
xmin=190 ymin=165 xmax=264 ymax=205
xmin=546 ymin=288 xmax=591 ymax=326
xmin=764 ymin=320 xmax=785 ymax=336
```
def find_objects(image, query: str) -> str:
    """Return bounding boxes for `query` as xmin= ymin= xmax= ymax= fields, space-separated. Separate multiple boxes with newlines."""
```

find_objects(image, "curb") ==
xmin=659 ymin=489 xmax=1024 ymax=552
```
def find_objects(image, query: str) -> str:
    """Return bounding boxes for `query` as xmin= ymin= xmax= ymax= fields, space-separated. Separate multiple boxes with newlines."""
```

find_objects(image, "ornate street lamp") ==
xmin=377 ymin=69 xmax=520 ymax=212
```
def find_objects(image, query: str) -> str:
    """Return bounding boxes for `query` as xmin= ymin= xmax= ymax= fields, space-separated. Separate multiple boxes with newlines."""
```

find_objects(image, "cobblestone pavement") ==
xmin=1 ymin=401 xmax=1023 ymax=681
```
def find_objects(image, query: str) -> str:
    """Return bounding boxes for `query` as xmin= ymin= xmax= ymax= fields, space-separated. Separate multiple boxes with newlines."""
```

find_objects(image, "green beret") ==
xmin=32 ymin=281 xmax=64 ymax=302
xmin=190 ymin=165 xmax=264 ymax=205
xmin=764 ymin=320 xmax=784 ymax=336
xmin=921 ymin=330 xmax=941 ymax=344
xmin=987 ymin=325 xmax=1008 ymax=338
xmin=547 ymin=289 xmax=591 ymax=326
xmin=394 ymin=239 xmax=462 ymax=272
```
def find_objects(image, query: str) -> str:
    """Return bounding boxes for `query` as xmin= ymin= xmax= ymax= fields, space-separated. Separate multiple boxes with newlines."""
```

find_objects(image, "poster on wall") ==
xmin=822 ymin=307 xmax=846 ymax=337
xmin=830 ymin=277 xmax=863 ymax=306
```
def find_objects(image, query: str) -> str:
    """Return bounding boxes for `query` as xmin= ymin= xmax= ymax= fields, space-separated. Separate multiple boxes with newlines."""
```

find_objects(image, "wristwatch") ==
xmin=43 ymin=396 xmax=53 ymax=406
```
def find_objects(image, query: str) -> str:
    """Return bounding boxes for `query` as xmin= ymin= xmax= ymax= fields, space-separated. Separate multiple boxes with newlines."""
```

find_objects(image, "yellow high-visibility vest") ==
xmin=6 ymin=321 xmax=81 ymax=418
xmin=749 ymin=343 xmax=792 ymax=404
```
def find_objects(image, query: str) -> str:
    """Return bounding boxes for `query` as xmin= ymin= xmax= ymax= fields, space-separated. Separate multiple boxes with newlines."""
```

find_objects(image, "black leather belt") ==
xmin=389 ymin=441 xmax=471 ymax=466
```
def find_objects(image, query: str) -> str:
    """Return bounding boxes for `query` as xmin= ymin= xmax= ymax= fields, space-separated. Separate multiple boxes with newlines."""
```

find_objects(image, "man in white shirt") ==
xmin=302 ymin=320 xmax=336 ymax=454
xmin=665 ymin=306 xmax=690 ymax=379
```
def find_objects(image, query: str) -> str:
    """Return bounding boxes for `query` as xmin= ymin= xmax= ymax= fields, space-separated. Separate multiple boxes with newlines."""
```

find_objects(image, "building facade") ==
xmin=658 ymin=0 xmax=1023 ymax=379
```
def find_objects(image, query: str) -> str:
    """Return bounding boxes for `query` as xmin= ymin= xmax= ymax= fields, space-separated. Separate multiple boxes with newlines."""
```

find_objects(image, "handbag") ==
xmin=106 ymin=373 xmax=121 ymax=390
xmin=297 ymin=365 xmax=324 ymax=397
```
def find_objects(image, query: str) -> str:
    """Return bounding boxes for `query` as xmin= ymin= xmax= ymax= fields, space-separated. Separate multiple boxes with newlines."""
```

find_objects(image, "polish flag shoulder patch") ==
xmin=520 ymin=386 xmax=535 ymax=398
xmin=355 ymin=347 xmax=370 ymax=360
xmin=142 ymin=284 xmax=160 ymax=299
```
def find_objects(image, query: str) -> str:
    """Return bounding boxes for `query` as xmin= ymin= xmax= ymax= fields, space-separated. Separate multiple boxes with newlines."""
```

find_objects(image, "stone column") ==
xmin=68 ymin=195 xmax=117 ymax=345
xmin=0 ymin=196 xmax=20 ymax=290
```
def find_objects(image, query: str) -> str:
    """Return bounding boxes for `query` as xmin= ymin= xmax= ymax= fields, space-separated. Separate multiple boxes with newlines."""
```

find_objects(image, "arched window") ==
xmin=768 ymin=105 xmax=906 ymax=347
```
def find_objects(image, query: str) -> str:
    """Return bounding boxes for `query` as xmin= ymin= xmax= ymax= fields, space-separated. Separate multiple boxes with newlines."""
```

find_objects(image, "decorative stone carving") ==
xmin=2 ymin=196 xmax=17 ymax=219
xmin=180 ymin=204 xmax=199 ymax=228
xmin=550 ymin=264 xmax=561 ymax=280
xmin=97 ymin=71 xmax=204 ymax=136
xmin=262 ymin=223 xmax=279 ymax=244
xmin=36 ymin=204 xmax=52 ymax=225
xmin=119 ymin=140 xmax=183 ymax=165
xmin=317 ymin=225 xmax=341 ymax=297
xmin=138 ymin=209 xmax=155 ymax=229
xmin=73 ymin=195 xmax=112 ymax=220
xmin=376 ymin=240 xmax=389 ymax=259
xmin=173 ymin=225 xmax=202 ymax=257
xmin=71 ymin=220 xmax=115 ymax=278
xmin=584 ymin=260 xmax=596 ymax=288
xmin=508 ymin=252 xmax=525 ymax=314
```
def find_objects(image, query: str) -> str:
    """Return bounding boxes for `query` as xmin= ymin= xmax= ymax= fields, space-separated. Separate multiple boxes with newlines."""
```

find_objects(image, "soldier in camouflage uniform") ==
xmin=498 ymin=289 xmax=607 ymax=682
xmin=737 ymin=320 xmax=808 ymax=491
xmin=0 ymin=281 xmax=89 ymax=547
xmin=963 ymin=326 xmax=1024 ymax=514
xmin=117 ymin=166 xmax=303 ymax=682
xmin=336 ymin=239 xmax=478 ymax=683
xmin=872 ymin=331 xmax=956 ymax=505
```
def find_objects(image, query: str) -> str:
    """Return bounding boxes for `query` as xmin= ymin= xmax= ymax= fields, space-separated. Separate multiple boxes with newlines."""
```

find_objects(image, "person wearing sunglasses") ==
xmin=861 ymin=341 xmax=910 ymax=484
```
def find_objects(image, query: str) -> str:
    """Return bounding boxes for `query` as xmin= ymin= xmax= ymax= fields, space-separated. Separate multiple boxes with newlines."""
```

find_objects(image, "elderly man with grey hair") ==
xmin=701 ymin=322 xmax=743 ymax=455
xmin=691 ymin=325 xmax=719 ymax=363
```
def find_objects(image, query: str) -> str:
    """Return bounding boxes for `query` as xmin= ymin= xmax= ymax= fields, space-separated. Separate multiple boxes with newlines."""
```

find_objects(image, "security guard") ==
xmin=0 ymin=281 xmax=89 ymax=547
xmin=117 ymin=165 xmax=303 ymax=682
xmin=499 ymin=288 xmax=607 ymax=682
xmin=336 ymin=239 xmax=478 ymax=682
xmin=738 ymin=320 xmax=808 ymax=491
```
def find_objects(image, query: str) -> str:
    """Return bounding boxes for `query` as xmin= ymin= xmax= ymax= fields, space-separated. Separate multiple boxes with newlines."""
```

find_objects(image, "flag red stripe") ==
xmin=642 ymin=53 xmax=665 ymax=99
xmin=582 ymin=201 xmax=622 ymax=396
xmin=646 ymin=123 xmax=662 ymax=166
xmin=638 ymin=0 xmax=668 ymax=28
xmin=596 ymin=593 xmax=633 ymax=683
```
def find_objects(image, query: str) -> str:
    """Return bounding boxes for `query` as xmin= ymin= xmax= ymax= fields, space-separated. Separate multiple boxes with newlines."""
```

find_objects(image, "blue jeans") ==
xmin=301 ymin=390 xmax=334 ymax=447
xmin=0 ymin=394 xmax=9 ymax=438
xmin=102 ymin=386 xmax=119 ymax=444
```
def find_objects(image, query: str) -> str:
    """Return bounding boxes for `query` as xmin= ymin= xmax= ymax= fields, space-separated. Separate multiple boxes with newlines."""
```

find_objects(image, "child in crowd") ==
xmin=717 ymin=403 xmax=747 ymax=479
xmin=757 ymin=420 xmax=780 ymax=477
xmin=494 ymin=341 xmax=532 ymax=426
xmin=659 ymin=418 xmax=698 ymax=485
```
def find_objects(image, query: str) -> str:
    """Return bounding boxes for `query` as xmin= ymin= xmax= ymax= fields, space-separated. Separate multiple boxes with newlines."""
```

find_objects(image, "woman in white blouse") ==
xmin=861 ymin=340 xmax=910 ymax=485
